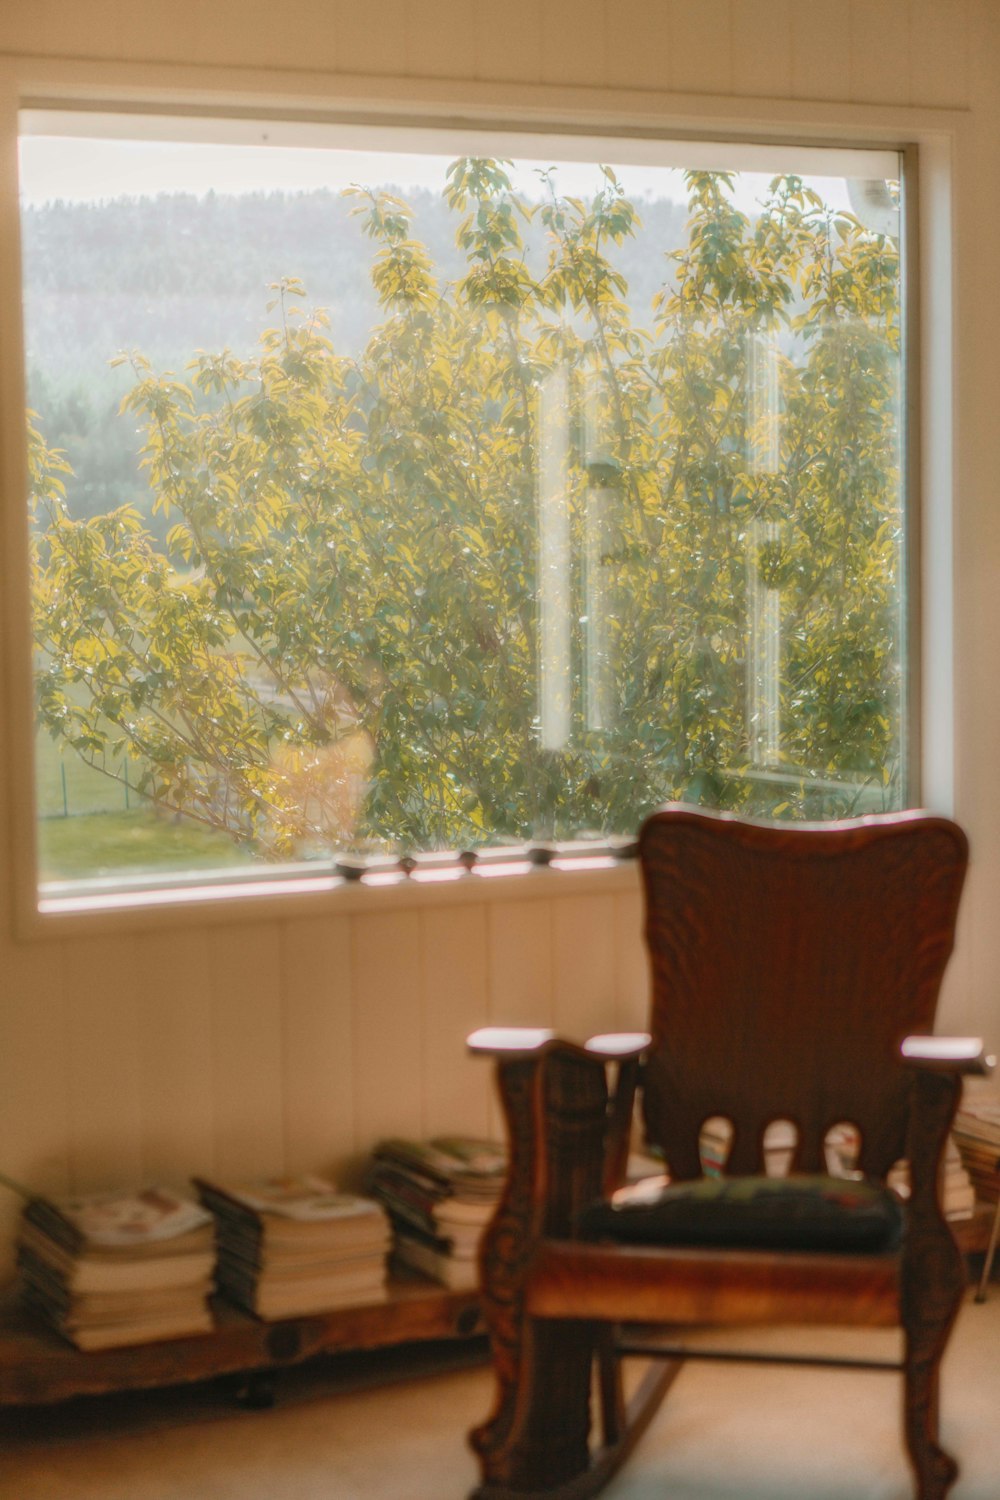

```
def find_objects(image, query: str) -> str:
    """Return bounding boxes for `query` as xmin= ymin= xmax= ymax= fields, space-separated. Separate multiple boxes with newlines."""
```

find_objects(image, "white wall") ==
xmin=0 ymin=0 xmax=996 ymax=1273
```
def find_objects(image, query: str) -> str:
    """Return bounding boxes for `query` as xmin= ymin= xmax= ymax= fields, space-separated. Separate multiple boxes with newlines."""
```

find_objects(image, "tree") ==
xmin=29 ymin=166 xmax=902 ymax=860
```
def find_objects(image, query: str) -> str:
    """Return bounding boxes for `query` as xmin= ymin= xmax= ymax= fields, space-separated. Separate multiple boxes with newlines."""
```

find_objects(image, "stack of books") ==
xmin=885 ymin=1136 xmax=979 ymax=1222
xmin=18 ymin=1186 xmax=215 ymax=1350
xmin=367 ymin=1137 xmax=506 ymax=1290
xmin=952 ymin=1080 xmax=1000 ymax=1202
xmin=940 ymin=1134 xmax=977 ymax=1220
xmin=194 ymin=1175 xmax=390 ymax=1320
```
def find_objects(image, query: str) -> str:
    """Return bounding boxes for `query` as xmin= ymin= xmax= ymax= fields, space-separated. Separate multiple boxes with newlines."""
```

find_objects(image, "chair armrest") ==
xmin=586 ymin=1031 xmax=652 ymax=1061
xmin=468 ymin=1028 xmax=651 ymax=1237
xmin=467 ymin=1026 xmax=555 ymax=1056
xmin=900 ymin=1035 xmax=995 ymax=1075
xmin=901 ymin=1037 xmax=994 ymax=1255
xmin=468 ymin=1026 xmax=649 ymax=1062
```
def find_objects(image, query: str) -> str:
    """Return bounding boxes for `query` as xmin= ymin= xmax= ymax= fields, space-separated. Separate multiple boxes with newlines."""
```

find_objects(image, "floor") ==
xmin=1 ymin=1295 xmax=998 ymax=1500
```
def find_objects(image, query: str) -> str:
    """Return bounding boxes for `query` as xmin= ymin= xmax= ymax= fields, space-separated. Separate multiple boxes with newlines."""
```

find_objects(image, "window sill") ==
xmin=27 ymin=849 xmax=641 ymax=939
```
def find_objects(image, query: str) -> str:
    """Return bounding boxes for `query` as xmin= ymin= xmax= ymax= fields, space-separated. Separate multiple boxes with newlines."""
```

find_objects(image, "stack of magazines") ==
xmin=194 ymin=1175 xmax=390 ymax=1319
xmin=367 ymin=1137 xmax=506 ymax=1290
xmin=952 ymin=1079 xmax=1000 ymax=1201
xmin=18 ymin=1186 xmax=215 ymax=1350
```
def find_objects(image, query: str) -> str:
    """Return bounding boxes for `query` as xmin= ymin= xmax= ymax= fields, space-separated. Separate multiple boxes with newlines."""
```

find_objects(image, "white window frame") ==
xmin=0 ymin=58 xmax=959 ymax=937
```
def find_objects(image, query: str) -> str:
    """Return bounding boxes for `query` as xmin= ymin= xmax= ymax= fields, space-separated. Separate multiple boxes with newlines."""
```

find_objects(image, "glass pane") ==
xmin=20 ymin=127 xmax=905 ymax=890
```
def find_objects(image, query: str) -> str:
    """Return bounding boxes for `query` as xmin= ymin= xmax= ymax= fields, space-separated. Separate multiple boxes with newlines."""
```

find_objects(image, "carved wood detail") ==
xmin=900 ymin=1068 xmax=966 ymax=1500
xmin=638 ymin=809 xmax=968 ymax=1182
xmin=472 ymin=1048 xmax=611 ymax=1491
xmin=471 ymin=1056 xmax=540 ymax=1477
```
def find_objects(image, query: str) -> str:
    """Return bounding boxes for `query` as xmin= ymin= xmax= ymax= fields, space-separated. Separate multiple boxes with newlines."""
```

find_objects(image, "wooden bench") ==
xmin=0 ymin=1272 xmax=483 ymax=1408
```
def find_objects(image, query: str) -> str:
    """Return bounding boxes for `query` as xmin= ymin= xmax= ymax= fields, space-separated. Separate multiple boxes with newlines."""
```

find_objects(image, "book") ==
xmin=367 ymin=1137 xmax=507 ymax=1288
xmin=247 ymin=1282 xmax=388 ymax=1320
xmin=215 ymin=1235 xmax=392 ymax=1276
xmin=953 ymin=1087 xmax=1000 ymax=1171
xmin=18 ymin=1240 xmax=215 ymax=1300
xmin=427 ymin=1218 xmax=482 ymax=1256
xmin=18 ymin=1187 xmax=216 ymax=1350
xmin=217 ymin=1256 xmax=386 ymax=1308
xmin=20 ymin=1271 xmax=215 ymax=1328
xmin=432 ymin=1197 xmax=495 ymax=1227
xmin=951 ymin=1080 xmax=1000 ymax=1204
xmin=196 ymin=1175 xmax=390 ymax=1319
xmin=427 ymin=1137 xmax=506 ymax=1176
xmin=23 ymin=1187 xmax=211 ymax=1253
xmin=41 ymin=1307 xmax=213 ymax=1352
xmin=18 ymin=1222 xmax=216 ymax=1293
xmin=372 ymin=1139 xmax=506 ymax=1198
xmin=207 ymin=1176 xmax=379 ymax=1221
xmin=393 ymin=1235 xmax=479 ymax=1291
xmin=195 ymin=1178 xmax=388 ymax=1243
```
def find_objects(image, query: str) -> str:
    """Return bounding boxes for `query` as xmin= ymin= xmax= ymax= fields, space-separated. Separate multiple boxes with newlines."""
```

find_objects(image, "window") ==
xmin=19 ymin=113 xmax=909 ymax=902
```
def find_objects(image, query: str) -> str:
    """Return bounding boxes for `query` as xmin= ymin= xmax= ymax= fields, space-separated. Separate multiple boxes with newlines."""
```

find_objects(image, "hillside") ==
xmin=21 ymin=185 xmax=688 ymax=531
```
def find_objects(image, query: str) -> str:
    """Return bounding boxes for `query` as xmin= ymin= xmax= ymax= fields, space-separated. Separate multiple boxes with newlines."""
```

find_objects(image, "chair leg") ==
xmin=903 ymin=1336 xmax=958 ymax=1500
xmin=901 ymin=1067 xmax=968 ymax=1500
xmin=596 ymin=1326 xmax=626 ymax=1448
xmin=471 ymin=1317 xmax=681 ymax=1500
xmin=472 ymin=1047 xmax=613 ymax=1495
xmin=471 ymin=1315 xmax=596 ymax=1494
xmin=901 ymin=1236 xmax=964 ymax=1500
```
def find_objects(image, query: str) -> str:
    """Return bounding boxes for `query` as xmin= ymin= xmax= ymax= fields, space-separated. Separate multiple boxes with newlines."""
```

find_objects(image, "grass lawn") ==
xmin=35 ymin=720 xmax=264 ymax=882
xmin=35 ymin=729 xmax=135 ymax=819
xmin=38 ymin=810 xmax=257 ymax=882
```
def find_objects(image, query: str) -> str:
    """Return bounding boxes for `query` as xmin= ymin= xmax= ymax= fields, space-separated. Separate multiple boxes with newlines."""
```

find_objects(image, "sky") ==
xmin=17 ymin=136 xmax=858 ymax=217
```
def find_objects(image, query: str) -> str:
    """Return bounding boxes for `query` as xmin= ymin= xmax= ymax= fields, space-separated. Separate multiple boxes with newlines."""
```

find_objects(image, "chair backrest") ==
xmin=638 ymin=805 xmax=968 ymax=1182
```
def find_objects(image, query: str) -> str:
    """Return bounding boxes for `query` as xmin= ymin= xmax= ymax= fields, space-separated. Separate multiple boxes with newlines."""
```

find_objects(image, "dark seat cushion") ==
xmin=577 ymin=1173 xmax=904 ymax=1254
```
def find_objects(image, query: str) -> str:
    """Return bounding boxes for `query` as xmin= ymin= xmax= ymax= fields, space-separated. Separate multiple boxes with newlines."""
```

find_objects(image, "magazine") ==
xmin=29 ymin=1186 xmax=211 ymax=1249
xmin=206 ymin=1176 xmax=381 ymax=1223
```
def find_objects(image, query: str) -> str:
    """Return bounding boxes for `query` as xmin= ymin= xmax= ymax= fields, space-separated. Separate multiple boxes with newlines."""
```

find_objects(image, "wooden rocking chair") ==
xmin=468 ymin=805 xmax=990 ymax=1500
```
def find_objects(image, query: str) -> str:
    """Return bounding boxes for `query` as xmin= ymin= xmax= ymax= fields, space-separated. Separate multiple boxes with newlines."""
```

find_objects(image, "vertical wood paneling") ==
xmin=0 ymin=5 xmax=51 ymax=57
xmin=731 ymin=0 xmax=793 ymax=99
xmin=605 ymin=0 xmax=671 ymax=91
xmin=850 ymin=0 xmax=911 ymax=105
xmin=338 ymin=0 xmax=408 ymax=77
xmin=0 ymin=0 xmax=967 ymax=108
xmin=62 ymin=934 xmax=143 ymax=1192
xmin=406 ymin=0 xmax=476 ymax=81
xmin=37 ymin=0 xmax=126 ymax=60
xmin=0 ymin=943 xmax=69 ymax=1274
xmin=135 ymin=928 xmax=215 ymax=1186
xmin=552 ymin=894 xmax=617 ymax=1040
xmin=910 ymin=0 xmax=968 ymax=105
xmin=790 ymin=5 xmax=853 ymax=102
xmin=472 ymin=0 xmax=543 ymax=82
xmin=485 ymin=896 xmax=554 ymax=1143
xmin=487 ymin=897 xmax=554 ymax=1028
xmin=669 ymin=0 xmax=733 ymax=95
xmin=351 ymin=910 xmax=424 ymax=1153
xmin=419 ymin=904 xmax=491 ymax=1140
xmin=614 ymin=887 xmax=649 ymax=1033
xmin=279 ymin=915 xmax=356 ymax=1182
xmin=968 ymin=0 xmax=1000 ymax=107
xmin=193 ymin=0 xmax=340 ymax=70
xmin=539 ymin=0 xmax=607 ymax=88
xmin=937 ymin=888 xmax=974 ymax=1037
xmin=115 ymin=0 xmax=201 ymax=65
xmin=0 ymin=942 xmax=68 ymax=1192
xmin=208 ymin=925 xmax=285 ymax=1182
